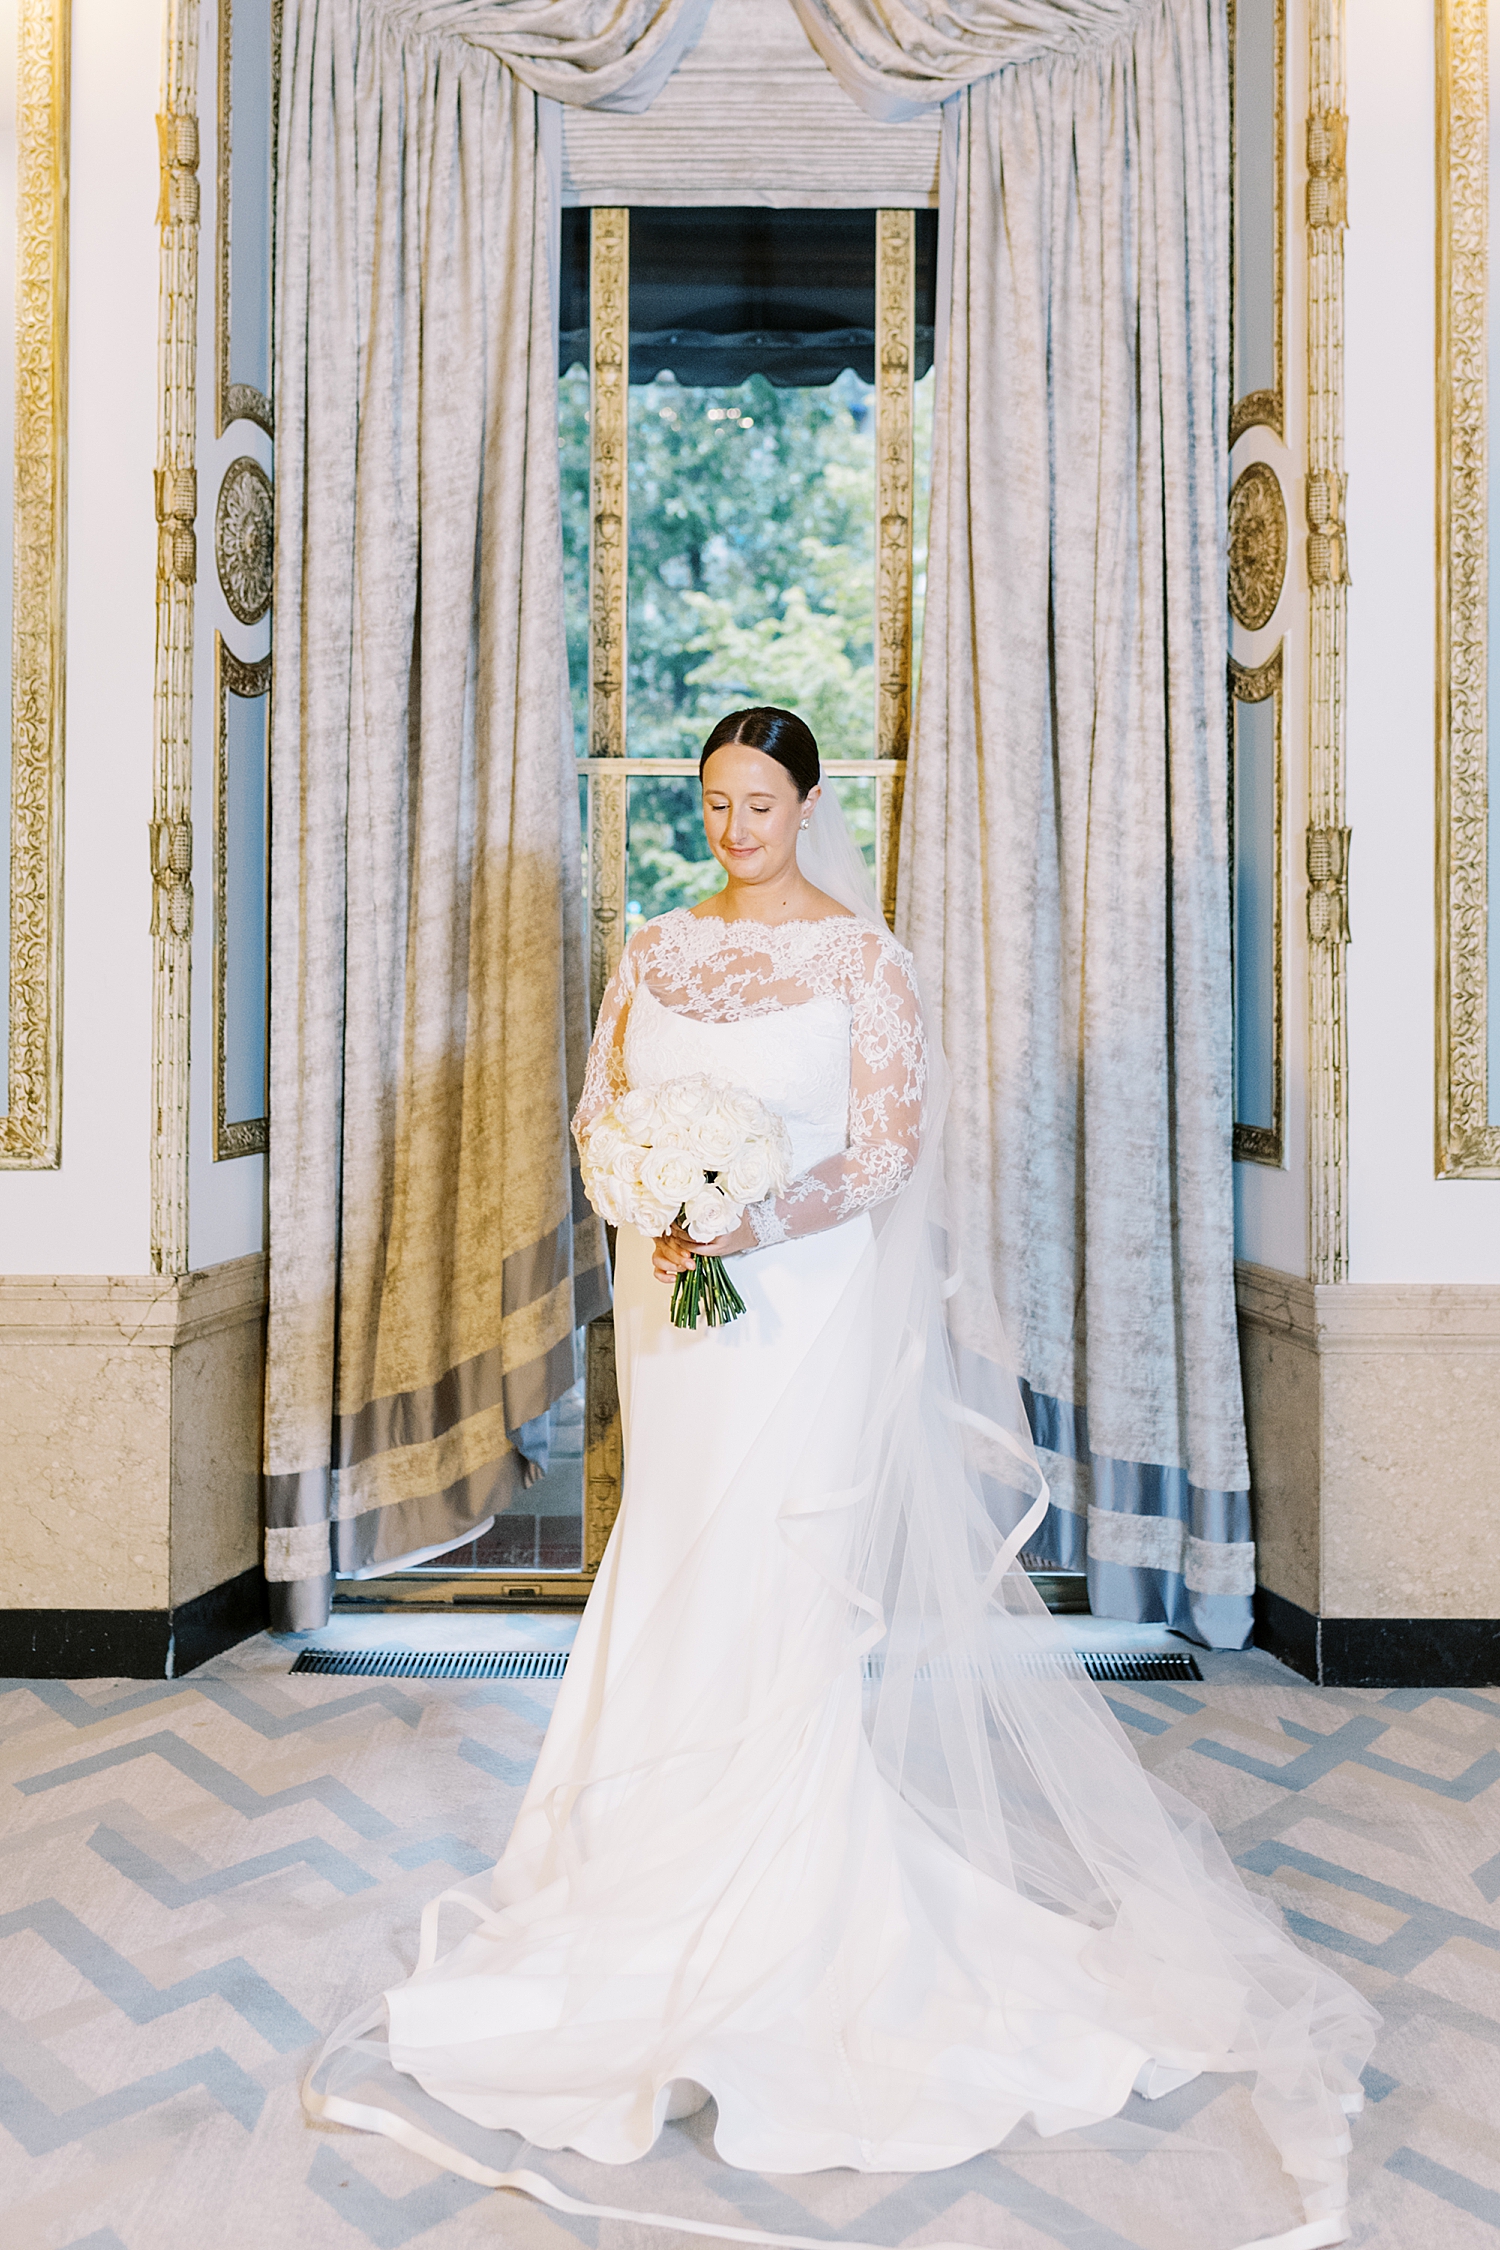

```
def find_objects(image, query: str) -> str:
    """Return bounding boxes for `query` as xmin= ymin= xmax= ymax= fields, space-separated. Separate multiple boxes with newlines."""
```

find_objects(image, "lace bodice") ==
xmin=573 ymin=910 xmax=928 ymax=1242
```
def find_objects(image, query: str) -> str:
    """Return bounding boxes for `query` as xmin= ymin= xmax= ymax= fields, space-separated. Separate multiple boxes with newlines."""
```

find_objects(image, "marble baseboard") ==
xmin=0 ymin=1255 xmax=266 ymax=1613
xmin=0 ymin=1565 xmax=270 ymax=1678
xmin=1237 ymin=1261 xmax=1500 ymax=1624
xmin=1255 ymin=1586 xmax=1500 ymax=1688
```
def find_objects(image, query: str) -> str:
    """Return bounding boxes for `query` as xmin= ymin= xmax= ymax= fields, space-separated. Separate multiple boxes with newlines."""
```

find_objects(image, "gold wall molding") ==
xmin=213 ymin=637 xmax=269 ymax=1160
xmin=215 ymin=0 xmax=272 ymax=435
xmin=874 ymin=208 xmax=913 ymax=926
xmin=1306 ymin=1 xmax=1351 ymax=1277
xmin=152 ymin=0 xmax=202 ymax=1272
xmin=1437 ymin=0 xmax=1500 ymax=1175
xmin=1228 ymin=460 xmax=1288 ymax=629
xmin=1228 ymin=0 xmax=1286 ymax=447
xmin=1231 ymin=645 xmax=1284 ymax=1167
xmin=3 ymin=0 xmax=70 ymax=1170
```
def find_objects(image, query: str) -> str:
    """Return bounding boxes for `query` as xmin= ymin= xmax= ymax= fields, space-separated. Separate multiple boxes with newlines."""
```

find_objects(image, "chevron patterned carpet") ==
xmin=2 ymin=1635 xmax=1498 ymax=2250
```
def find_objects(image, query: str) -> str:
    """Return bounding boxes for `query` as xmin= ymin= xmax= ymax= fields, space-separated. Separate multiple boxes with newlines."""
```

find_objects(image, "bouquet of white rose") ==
xmin=578 ymin=1073 xmax=793 ymax=1329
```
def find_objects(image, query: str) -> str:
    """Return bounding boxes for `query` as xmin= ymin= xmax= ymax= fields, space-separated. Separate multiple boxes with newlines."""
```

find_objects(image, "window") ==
xmin=417 ymin=204 xmax=939 ymax=1589
xmin=565 ymin=206 xmax=936 ymax=1008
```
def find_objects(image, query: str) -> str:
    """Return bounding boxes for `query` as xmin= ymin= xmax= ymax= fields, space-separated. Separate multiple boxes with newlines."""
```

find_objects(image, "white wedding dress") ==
xmin=305 ymin=873 xmax=1379 ymax=2250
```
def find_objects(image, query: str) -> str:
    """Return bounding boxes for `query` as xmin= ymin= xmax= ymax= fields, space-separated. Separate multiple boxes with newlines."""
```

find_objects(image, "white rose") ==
xmin=718 ymin=1086 xmax=766 ymax=1134
xmin=683 ymin=1183 xmax=736 ymax=1243
xmin=615 ymin=1088 xmax=657 ymax=1138
xmin=686 ymin=1103 xmax=739 ymax=1168
xmin=720 ymin=1143 xmax=772 ymax=1203
xmin=655 ymin=1075 xmax=713 ymax=1129
xmin=639 ymin=1144 xmax=701 ymax=1212
xmin=585 ymin=1168 xmax=632 ymax=1228
xmin=603 ymin=1138 xmax=648 ymax=1182
xmin=634 ymin=1196 xmax=679 ymax=1240
xmin=582 ymin=1120 xmax=628 ymax=1169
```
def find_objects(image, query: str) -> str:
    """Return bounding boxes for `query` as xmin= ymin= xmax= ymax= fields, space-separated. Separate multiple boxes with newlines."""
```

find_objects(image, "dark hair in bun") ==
xmin=699 ymin=707 xmax=820 ymax=800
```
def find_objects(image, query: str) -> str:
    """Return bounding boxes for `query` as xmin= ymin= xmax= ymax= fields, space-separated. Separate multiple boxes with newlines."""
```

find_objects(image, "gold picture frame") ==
xmin=213 ymin=636 xmax=269 ymax=1159
xmin=1436 ymin=0 xmax=1500 ymax=1175
xmin=1231 ymin=646 xmax=1285 ymax=1167
xmin=2 ymin=0 xmax=69 ymax=1170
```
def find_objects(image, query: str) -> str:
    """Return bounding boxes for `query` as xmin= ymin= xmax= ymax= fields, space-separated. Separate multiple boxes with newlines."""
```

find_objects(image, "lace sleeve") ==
xmin=754 ymin=932 xmax=927 ymax=1244
xmin=571 ymin=937 xmax=641 ymax=1147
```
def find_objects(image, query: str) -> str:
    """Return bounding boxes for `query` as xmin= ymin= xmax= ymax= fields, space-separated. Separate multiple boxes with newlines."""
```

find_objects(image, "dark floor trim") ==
xmin=1255 ymin=1587 xmax=1500 ymax=1688
xmin=1254 ymin=1587 xmax=1320 ymax=1681
xmin=173 ymin=1566 xmax=269 ymax=1675
xmin=0 ymin=1565 xmax=268 ymax=1680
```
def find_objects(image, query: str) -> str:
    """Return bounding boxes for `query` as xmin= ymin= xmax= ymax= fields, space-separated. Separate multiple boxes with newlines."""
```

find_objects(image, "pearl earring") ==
xmin=800 ymin=817 xmax=809 ymax=830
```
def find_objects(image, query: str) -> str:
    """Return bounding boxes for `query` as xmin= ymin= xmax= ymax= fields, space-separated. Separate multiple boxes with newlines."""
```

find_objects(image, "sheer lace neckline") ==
xmin=679 ymin=908 xmax=860 ymax=934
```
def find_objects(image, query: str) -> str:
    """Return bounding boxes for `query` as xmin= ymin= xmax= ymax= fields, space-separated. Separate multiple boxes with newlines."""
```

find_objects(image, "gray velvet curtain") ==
xmin=799 ymin=0 xmax=1253 ymax=1647
xmin=265 ymin=0 xmax=707 ymax=1630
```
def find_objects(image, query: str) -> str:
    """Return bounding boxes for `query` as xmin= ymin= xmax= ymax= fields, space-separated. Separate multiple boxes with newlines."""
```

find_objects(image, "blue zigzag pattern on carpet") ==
xmin=0 ymin=1898 xmax=318 ymax=2047
xmin=0 ymin=2049 xmax=265 ymax=2152
xmin=17 ymin=1731 xmax=399 ymax=1837
xmin=86 ymin=1821 xmax=378 ymax=1903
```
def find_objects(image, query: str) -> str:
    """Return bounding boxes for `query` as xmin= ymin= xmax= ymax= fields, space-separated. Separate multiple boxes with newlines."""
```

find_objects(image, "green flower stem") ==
xmin=670 ymin=1253 xmax=747 ymax=1330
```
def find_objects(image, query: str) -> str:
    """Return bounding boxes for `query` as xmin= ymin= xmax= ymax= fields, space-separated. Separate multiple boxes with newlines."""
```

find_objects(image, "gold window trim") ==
xmin=1230 ymin=645 xmax=1285 ymax=1168
xmin=2 ymin=0 xmax=69 ymax=1171
xmin=1436 ymin=0 xmax=1500 ymax=1175
xmin=214 ymin=636 xmax=270 ymax=1160
xmin=1228 ymin=0 xmax=1286 ymax=448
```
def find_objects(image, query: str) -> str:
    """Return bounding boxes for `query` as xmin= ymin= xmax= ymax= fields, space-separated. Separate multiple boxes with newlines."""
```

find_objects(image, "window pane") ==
xmin=628 ymin=371 xmax=877 ymax=758
xmin=626 ymin=772 xmax=721 ymax=933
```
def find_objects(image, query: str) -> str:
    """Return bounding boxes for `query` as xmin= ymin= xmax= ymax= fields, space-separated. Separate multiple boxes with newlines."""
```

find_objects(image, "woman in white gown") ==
xmin=306 ymin=708 xmax=1379 ymax=2250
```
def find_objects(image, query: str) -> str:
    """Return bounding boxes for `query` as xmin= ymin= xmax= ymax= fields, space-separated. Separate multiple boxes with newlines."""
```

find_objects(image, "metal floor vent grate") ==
xmin=1079 ymin=1651 xmax=1202 ymax=1682
xmin=292 ymin=1646 xmax=1201 ymax=1685
xmin=291 ymin=1647 xmax=569 ymax=1681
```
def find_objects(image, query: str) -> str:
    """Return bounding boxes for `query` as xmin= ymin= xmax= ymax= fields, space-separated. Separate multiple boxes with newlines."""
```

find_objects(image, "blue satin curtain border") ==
xmin=1020 ymin=1382 xmax=1254 ymax=1652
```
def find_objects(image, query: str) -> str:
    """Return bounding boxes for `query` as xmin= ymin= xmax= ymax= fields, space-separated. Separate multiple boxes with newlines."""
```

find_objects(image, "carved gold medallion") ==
xmin=1228 ymin=462 xmax=1288 ymax=632
xmin=216 ymin=454 xmax=274 ymax=625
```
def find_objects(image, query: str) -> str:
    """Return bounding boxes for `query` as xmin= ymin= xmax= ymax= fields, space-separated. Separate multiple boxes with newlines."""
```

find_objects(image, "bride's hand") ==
xmin=651 ymin=1223 xmax=699 ymax=1283
xmin=650 ymin=1214 xmax=758 ymax=1281
xmin=696 ymin=1216 xmax=757 ymax=1259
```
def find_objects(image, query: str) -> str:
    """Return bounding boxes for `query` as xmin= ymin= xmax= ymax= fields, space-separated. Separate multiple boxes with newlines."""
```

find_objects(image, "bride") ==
xmin=305 ymin=707 xmax=1378 ymax=2250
